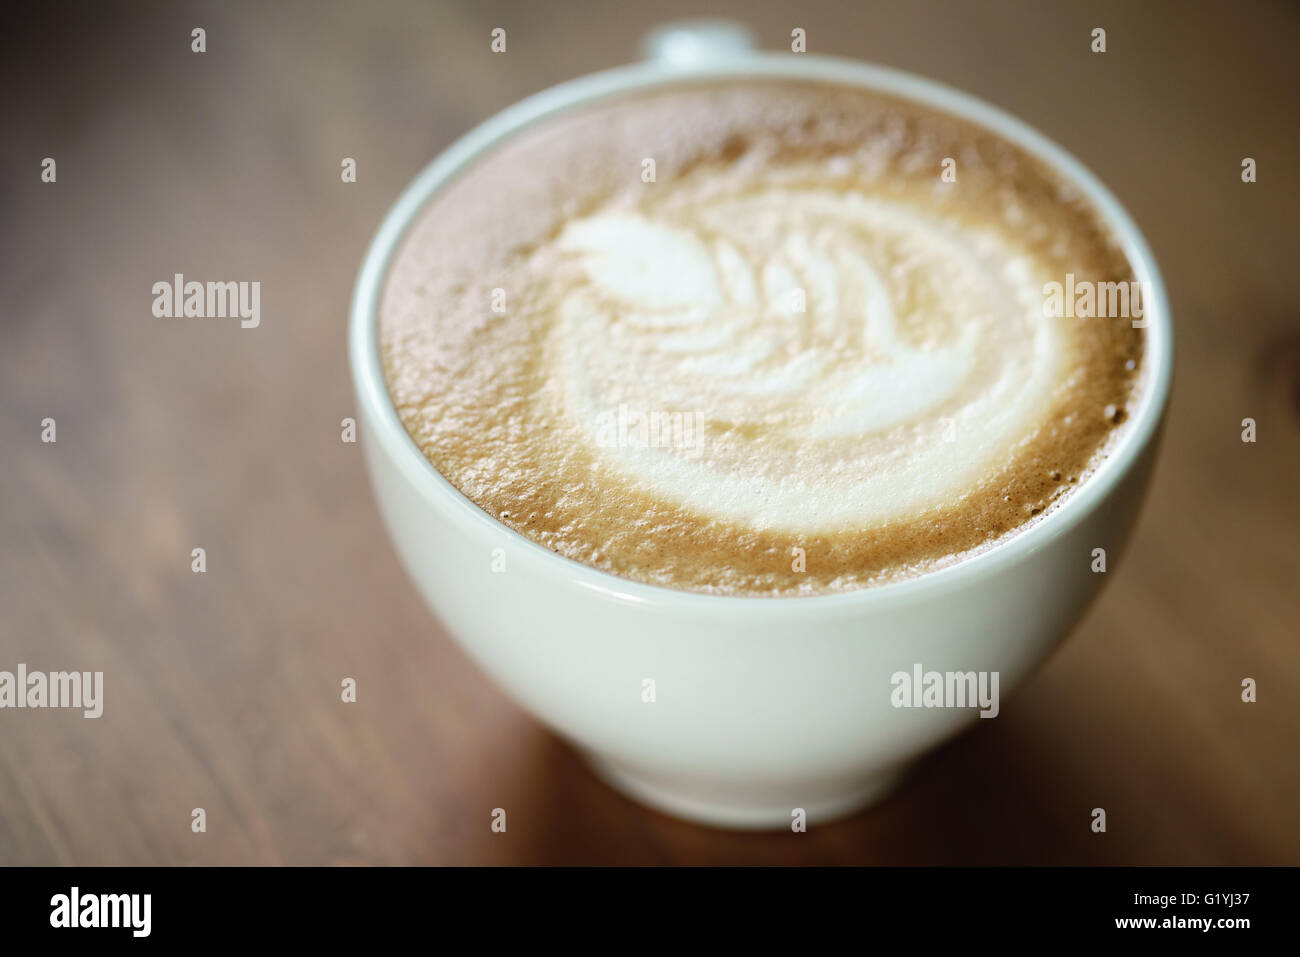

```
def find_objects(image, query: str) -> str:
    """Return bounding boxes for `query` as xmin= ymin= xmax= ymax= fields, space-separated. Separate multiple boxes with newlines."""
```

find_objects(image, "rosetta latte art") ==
xmin=541 ymin=184 xmax=1065 ymax=532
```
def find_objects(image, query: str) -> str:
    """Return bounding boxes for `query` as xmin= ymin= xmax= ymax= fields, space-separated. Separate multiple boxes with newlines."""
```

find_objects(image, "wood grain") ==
xmin=1 ymin=0 xmax=1296 ymax=865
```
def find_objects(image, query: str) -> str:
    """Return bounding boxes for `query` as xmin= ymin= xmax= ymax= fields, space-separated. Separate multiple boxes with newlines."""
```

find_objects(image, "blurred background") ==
xmin=1 ymin=0 xmax=1297 ymax=864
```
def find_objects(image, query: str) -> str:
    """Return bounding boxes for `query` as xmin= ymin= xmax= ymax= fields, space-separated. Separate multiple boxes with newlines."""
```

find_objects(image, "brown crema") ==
xmin=379 ymin=80 xmax=1146 ymax=597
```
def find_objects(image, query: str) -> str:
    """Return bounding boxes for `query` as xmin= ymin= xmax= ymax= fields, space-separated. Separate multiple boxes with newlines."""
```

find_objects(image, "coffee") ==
xmin=380 ymin=80 xmax=1145 ymax=596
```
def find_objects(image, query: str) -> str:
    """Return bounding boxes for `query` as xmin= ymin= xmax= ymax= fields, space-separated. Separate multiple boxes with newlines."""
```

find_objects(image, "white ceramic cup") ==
xmin=349 ymin=24 xmax=1172 ymax=829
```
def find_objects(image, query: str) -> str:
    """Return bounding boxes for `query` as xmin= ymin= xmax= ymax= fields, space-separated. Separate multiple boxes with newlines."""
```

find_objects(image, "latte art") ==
xmin=545 ymin=187 xmax=1063 ymax=531
xmin=381 ymin=81 xmax=1145 ymax=595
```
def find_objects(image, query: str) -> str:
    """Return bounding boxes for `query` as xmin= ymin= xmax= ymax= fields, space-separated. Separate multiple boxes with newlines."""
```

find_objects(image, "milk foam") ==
xmin=547 ymin=185 xmax=1065 ymax=532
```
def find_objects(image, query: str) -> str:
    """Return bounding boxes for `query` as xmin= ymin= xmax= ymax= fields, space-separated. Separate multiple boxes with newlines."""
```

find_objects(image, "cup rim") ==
xmin=349 ymin=51 xmax=1173 ymax=610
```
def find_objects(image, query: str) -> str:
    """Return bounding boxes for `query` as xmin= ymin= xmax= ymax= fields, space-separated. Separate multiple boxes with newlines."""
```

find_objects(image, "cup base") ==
xmin=582 ymin=752 xmax=909 ymax=830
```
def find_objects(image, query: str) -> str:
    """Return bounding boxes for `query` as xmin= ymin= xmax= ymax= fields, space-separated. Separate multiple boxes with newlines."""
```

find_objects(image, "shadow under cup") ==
xmin=349 ymin=51 xmax=1172 ymax=828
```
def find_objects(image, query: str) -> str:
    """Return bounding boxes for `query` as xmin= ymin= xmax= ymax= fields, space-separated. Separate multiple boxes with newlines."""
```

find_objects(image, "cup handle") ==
xmin=639 ymin=20 xmax=757 ymax=67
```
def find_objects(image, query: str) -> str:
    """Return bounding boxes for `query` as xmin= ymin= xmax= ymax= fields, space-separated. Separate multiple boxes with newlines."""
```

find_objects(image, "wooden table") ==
xmin=2 ymin=0 xmax=1296 ymax=865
